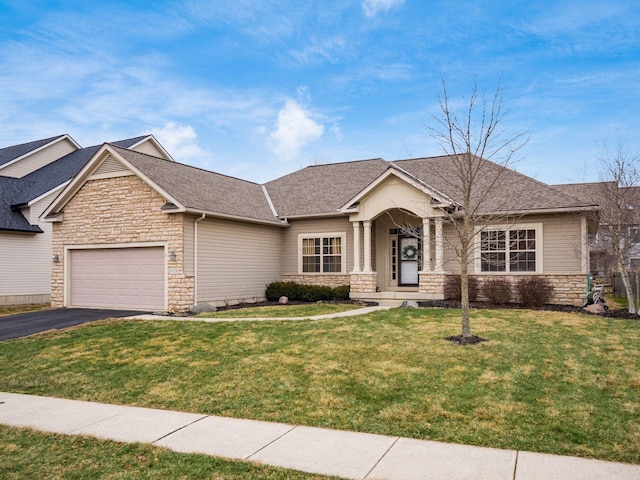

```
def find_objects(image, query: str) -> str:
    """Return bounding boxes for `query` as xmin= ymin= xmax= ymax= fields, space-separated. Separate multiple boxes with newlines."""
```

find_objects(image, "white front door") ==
xmin=399 ymin=236 xmax=419 ymax=286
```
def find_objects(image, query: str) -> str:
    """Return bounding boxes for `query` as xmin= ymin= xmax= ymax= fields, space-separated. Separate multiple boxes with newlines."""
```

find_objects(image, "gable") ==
xmin=129 ymin=138 xmax=172 ymax=160
xmin=0 ymin=136 xmax=80 ymax=178
xmin=348 ymin=174 xmax=437 ymax=221
xmin=89 ymin=154 xmax=134 ymax=180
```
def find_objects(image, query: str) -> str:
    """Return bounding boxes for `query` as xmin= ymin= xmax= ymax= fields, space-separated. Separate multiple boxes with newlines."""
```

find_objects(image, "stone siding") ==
xmin=350 ymin=273 xmax=378 ymax=294
xmin=419 ymin=273 xmax=447 ymax=297
xmin=472 ymin=274 xmax=587 ymax=306
xmin=51 ymin=175 xmax=194 ymax=312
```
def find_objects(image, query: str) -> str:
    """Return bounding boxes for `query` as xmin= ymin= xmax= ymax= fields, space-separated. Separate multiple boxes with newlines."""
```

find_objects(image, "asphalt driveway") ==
xmin=0 ymin=308 xmax=147 ymax=341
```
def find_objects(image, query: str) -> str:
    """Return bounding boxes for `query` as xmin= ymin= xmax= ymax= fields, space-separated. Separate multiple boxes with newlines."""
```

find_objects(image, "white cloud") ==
xmin=362 ymin=0 xmax=404 ymax=18
xmin=268 ymin=99 xmax=324 ymax=161
xmin=148 ymin=122 xmax=206 ymax=162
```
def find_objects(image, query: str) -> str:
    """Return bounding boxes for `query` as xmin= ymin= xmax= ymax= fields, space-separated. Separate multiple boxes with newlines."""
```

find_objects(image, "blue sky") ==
xmin=1 ymin=0 xmax=639 ymax=185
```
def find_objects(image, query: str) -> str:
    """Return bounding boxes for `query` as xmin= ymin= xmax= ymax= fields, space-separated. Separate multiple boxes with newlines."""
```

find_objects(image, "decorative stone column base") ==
xmin=350 ymin=273 xmax=378 ymax=294
xmin=419 ymin=273 xmax=447 ymax=297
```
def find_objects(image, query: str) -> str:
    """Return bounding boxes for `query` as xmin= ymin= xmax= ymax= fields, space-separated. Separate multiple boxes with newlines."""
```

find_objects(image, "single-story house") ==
xmin=0 ymin=134 xmax=172 ymax=305
xmin=41 ymin=143 xmax=598 ymax=312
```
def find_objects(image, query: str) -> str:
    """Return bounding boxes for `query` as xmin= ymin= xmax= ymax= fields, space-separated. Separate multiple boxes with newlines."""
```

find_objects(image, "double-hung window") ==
xmin=299 ymin=233 xmax=346 ymax=273
xmin=479 ymin=225 xmax=540 ymax=273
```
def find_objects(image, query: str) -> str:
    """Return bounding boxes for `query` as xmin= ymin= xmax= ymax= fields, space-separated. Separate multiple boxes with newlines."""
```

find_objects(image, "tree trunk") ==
xmin=460 ymin=220 xmax=471 ymax=338
xmin=617 ymin=259 xmax=637 ymax=314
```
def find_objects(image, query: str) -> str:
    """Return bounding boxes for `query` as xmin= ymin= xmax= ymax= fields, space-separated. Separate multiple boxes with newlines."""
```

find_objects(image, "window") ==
xmin=479 ymin=227 xmax=539 ymax=273
xmin=629 ymin=226 xmax=640 ymax=244
xmin=299 ymin=233 xmax=345 ymax=273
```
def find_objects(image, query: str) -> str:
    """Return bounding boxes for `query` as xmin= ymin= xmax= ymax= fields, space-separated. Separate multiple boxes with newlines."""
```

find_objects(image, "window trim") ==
xmin=474 ymin=223 xmax=543 ymax=274
xmin=298 ymin=232 xmax=347 ymax=274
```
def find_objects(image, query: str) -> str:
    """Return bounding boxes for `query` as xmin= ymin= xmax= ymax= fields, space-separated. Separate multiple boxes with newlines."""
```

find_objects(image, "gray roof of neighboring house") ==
xmin=0 ymin=135 xmax=68 ymax=168
xmin=112 ymin=146 xmax=281 ymax=224
xmin=0 ymin=136 xmax=152 ymax=232
xmin=0 ymin=176 xmax=43 ymax=232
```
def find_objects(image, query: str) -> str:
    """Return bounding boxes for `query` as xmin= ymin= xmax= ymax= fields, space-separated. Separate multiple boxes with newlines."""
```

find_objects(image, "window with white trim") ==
xmin=479 ymin=226 xmax=540 ymax=273
xmin=299 ymin=233 xmax=346 ymax=273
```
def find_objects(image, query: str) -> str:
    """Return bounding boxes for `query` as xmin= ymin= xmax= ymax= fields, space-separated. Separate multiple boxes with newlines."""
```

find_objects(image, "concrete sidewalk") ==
xmin=1 ymin=392 xmax=638 ymax=479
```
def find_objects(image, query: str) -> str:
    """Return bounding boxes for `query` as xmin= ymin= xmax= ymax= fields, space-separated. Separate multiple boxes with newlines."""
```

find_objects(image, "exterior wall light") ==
xmin=168 ymin=251 xmax=177 ymax=261
xmin=52 ymin=254 xmax=59 ymax=263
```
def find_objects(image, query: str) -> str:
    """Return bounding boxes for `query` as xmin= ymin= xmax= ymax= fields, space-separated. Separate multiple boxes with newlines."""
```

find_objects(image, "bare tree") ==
xmin=594 ymin=140 xmax=640 ymax=314
xmin=427 ymin=77 xmax=528 ymax=342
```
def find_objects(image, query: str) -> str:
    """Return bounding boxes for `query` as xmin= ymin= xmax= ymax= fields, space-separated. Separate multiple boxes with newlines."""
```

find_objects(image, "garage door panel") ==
xmin=70 ymin=247 xmax=165 ymax=310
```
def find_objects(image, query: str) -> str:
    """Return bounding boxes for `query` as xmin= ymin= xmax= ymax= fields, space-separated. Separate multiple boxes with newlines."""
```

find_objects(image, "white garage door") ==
xmin=70 ymin=247 xmax=165 ymax=310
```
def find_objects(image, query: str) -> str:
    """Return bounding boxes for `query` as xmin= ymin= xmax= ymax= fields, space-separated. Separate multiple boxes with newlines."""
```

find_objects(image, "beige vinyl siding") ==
xmin=196 ymin=218 xmax=282 ymax=304
xmin=536 ymin=213 xmax=583 ymax=273
xmin=131 ymin=140 xmax=167 ymax=159
xmin=0 ymin=138 xmax=78 ymax=178
xmin=0 ymin=191 xmax=56 ymax=303
xmin=282 ymin=217 xmax=353 ymax=275
xmin=442 ymin=224 xmax=462 ymax=273
xmin=183 ymin=216 xmax=195 ymax=276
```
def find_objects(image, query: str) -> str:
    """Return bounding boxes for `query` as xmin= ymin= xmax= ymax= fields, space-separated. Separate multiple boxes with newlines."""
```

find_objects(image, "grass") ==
xmin=0 ymin=308 xmax=639 ymax=464
xmin=0 ymin=425 xmax=335 ymax=479
xmin=198 ymin=303 xmax=363 ymax=318
xmin=0 ymin=304 xmax=49 ymax=317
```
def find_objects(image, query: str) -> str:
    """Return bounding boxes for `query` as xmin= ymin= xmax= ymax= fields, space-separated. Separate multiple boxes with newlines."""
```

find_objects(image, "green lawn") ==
xmin=0 ymin=307 xmax=639 ymax=464
xmin=0 ymin=304 xmax=49 ymax=317
xmin=198 ymin=303 xmax=363 ymax=318
xmin=0 ymin=425 xmax=335 ymax=479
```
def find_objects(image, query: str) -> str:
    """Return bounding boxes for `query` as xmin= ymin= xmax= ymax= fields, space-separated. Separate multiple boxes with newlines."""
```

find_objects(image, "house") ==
xmin=0 ymin=135 xmax=173 ymax=305
xmin=553 ymin=182 xmax=640 ymax=276
xmin=42 ymin=143 xmax=598 ymax=312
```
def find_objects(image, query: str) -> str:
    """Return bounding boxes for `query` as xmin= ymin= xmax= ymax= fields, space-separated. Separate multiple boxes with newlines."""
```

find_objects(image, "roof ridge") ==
xmin=108 ymin=144 xmax=263 ymax=186
xmin=0 ymin=134 xmax=68 ymax=151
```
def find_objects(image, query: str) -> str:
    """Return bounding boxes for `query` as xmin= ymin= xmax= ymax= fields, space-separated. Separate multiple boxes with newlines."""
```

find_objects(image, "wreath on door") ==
xmin=402 ymin=244 xmax=418 ymax=259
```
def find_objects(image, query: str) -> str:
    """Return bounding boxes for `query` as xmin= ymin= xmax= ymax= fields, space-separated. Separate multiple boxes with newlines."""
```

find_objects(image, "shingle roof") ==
xmin=0 ymin=136 xmax=156 ymax=232
xmin=0 ymin=177 xmax=43 ymax=232
xmin=264 ymin=159 xmax=391 ymax=217
xmin=263 ymin=155 xmax=597 ymax=217
xmin=551 ymin=182 xmax=616 ymax=205
xmin=111 ymin=146 xmax=280 ymax=224
xmin=393 ymin=156 xmax=597 ymax=214
xmin=0 ymin=135 xmax=67 ymax=168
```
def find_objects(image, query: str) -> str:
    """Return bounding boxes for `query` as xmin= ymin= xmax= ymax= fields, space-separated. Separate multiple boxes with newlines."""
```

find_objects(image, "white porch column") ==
xmin=435 ymin=217 xmax=444 ymax=272
xmin=422 ymin=218 xmax=431 ymax=272
xmin=363 ymin=221 xmax=372 ymax=273
xmin=352 ymin=221 xmax=361 ymax=273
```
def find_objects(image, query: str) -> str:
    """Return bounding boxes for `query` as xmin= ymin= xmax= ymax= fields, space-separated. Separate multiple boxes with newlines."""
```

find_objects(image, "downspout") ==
xmin=193 ymin=213 xmax=206 ymax=306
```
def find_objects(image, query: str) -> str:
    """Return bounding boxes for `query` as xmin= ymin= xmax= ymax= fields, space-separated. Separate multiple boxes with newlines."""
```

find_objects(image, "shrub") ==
xmin=515 ymin=276 xmax=554 ymax=307
xmin=332 ymin=285 xmax=350 ymax=300
xmin=481 ymin=278 xmax=511 ymax=305
xmin=444 ymin=275 xmax=478 ymax=301
xmin=265 ymin=282 xmax=351 ymax=302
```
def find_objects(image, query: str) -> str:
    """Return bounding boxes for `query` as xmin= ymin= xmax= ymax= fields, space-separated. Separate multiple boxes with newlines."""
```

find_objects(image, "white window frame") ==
xmin=474 ymin=223 xmax=543 ymax=274
xmin=298 ymin=232 xmax=347 ymax=274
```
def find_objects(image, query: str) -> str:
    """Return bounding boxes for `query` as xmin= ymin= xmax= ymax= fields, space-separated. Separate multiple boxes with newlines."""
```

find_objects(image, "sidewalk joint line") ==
xmin=151 ymin=414 xmax=209 ymax=444
xmin=363 ymin=436 xmax=400 ymax=479
xmin=245 ymin=425 xmax=298 ymax=460
xmin=513 ymin=450 xmax=519 ymax=480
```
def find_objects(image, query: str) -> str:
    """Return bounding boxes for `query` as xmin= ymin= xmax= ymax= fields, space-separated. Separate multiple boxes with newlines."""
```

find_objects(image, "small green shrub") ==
xmin=444 ymin=275 xmax=478 ymax=301
xmin=515 ymin=276 xmax=554 ymax=307
xmin=481 ymin=278 xmax=511 ymax=305
xmin=332 ymin=285 xmax=351 ymax=300
xmin=265 ymin=282 xmax=351 ymax=302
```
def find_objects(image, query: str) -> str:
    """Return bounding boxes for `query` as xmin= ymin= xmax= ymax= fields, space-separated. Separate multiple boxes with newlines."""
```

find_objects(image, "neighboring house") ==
xmin=0 ymin=135 xmax=173 ymax=305
xmin=553 ymin=182 xmax=640 ymax=275
xmin=43 ymin=144 xmax=598 ymax=312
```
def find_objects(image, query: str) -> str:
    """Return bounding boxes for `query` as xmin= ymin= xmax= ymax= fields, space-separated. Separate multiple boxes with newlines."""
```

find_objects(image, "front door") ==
xmin=399 ymin=236 xmax=419 ymax=286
